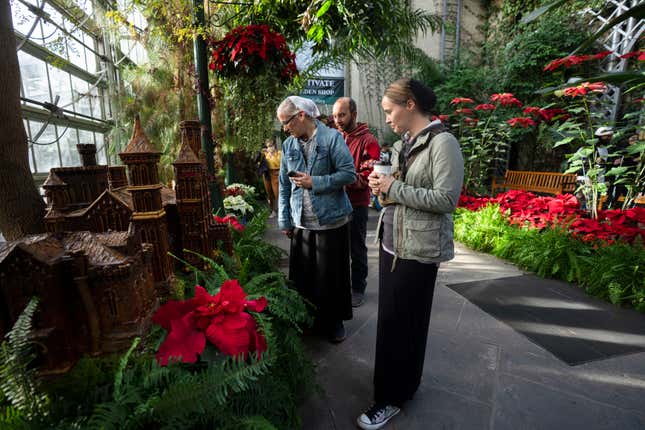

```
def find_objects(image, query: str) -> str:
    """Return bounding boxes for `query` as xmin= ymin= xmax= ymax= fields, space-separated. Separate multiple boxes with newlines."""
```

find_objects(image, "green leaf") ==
xmin=554 ymin=136 xmax=575 ymax=148
xmin=316 ymin=0 xmax=333 ymax=18
xmin=604 ymin=166 xmax=629 ymax=177
xmin=520 ymin=0 xmax=570 ymax=24
xmin=564 ymin=165 xmax=579 ymax=174
xmin=627 ymin=142 xmax=645 ymax=154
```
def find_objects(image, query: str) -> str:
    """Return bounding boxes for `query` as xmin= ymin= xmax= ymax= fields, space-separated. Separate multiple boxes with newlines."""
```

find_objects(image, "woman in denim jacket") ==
xmin=357 ymin=79 xmax=464 ymax=430
xmin=276 ymin=96 xmax=356 ymax=343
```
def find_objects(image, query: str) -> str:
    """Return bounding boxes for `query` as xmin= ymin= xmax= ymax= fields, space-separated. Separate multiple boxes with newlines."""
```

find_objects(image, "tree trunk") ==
xmin=0 ymin=0 xmax=46 ymax=240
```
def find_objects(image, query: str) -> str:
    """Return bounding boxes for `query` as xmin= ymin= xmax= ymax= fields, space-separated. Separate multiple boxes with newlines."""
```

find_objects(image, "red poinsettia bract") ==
xmin=153 ymin=281 xmax=268 ymax=365
xmin=450 ymin=97 xmax=475 ymax=105
xmin=522 ymin=107 xmax=570 ymax=124
xmin=490 ymin=93 xmax=523 ymax=108
xmin=563 ymin=82 xmax=607 ymax=97
xmin=620 ymin=50 xmax=645 ymax=61
xmin=543 ymin=51 xmax=613 ymax=72
xmin=214 ymin=214 xmax=245 ymax=232
xmin=454 ymin=107 xmax=474 ymax=116
xmin=523 ymin=106 xmax=541 ymax=116
xmin=463 ymin=117 xmax=480 ymax=126
xmin=507 ymin=117 xmax=537 ymax=128
xmin=475 ymin=103 xmax=496 ymax=111
xmin=538 ymin=108 xmax=570 ymax=123
xmin=431 ymin=114 xmax=450 ymax=123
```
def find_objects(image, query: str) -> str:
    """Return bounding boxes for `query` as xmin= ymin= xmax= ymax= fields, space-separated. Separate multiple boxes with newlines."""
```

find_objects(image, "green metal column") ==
xmin=193 ymin=0 xmax=223 ymax=211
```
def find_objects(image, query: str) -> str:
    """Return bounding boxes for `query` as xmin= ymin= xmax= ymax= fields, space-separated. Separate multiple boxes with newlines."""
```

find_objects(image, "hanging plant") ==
xmin=208 ymin=25 xmax=299 ymax=152
xmin=209 ymin=24 xmax=298 ymax=84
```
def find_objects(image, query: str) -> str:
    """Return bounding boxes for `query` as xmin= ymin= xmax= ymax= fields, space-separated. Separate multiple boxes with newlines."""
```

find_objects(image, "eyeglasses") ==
xmin=281 ymin=113 xmax=299 ymax=127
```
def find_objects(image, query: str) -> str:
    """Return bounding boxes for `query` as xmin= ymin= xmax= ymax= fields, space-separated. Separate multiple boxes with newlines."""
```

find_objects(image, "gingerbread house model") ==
xmin=0 ymin=118 xmax=231 ymax=373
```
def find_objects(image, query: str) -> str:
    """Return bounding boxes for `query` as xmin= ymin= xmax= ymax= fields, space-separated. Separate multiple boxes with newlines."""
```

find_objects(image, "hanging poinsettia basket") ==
xmin=209 ymin=24 xmax=298 ymax=83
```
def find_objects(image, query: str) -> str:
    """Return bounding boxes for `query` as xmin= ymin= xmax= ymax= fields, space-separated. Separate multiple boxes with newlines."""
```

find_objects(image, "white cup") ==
xmin=373 ymin=164 xmax=392 ymax=176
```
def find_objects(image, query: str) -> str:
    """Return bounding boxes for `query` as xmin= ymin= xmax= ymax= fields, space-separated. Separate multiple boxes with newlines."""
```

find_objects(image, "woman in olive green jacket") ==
xmin=356 ymin=78 xmax=464 ymax=430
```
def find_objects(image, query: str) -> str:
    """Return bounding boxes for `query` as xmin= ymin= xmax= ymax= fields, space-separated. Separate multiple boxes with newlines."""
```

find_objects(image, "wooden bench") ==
xmin=491 ymin=170 xmax=577 ymax=196
xmin=616 ymin=194 xmax=645 ymax=206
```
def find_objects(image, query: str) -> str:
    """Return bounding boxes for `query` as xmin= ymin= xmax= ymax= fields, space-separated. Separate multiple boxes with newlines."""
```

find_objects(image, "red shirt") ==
xmin=342 ymin=123 xmax=381 ymax=207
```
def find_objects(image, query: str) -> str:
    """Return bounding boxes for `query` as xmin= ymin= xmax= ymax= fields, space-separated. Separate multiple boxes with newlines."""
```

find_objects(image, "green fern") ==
xmin=238 ymin=415 xmax=278 ymax=430
xmin=150 ymin=356 xmax=270 ymax=424
xmin=0 ymin=297 xmax=49 ymax=419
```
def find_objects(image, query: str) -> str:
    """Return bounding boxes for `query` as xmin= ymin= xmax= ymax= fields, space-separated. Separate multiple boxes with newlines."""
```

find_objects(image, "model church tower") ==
xmin=174 ymin=120 xmax=215 ymax=266
xmin=119 ymin=116 xmax=172 ymax=282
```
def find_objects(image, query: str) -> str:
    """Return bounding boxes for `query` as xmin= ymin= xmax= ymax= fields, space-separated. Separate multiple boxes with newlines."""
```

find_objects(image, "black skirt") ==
xmin=289 ymin=223 xmax=353 ymax=329
xmin=374 ymin=246 xmax=438 ymax=406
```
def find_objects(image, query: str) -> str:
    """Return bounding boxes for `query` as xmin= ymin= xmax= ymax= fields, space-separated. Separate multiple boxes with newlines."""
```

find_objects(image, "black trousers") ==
xmin=289 ymin=223 xmax=353 ymax=330
xmin=374 ymin=246 xmax=438 ymax=406
xmin=350 ymin=206 xmax=369 ymax=294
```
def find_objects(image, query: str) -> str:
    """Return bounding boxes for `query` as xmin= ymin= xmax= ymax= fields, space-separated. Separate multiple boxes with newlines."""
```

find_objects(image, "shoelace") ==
xmin=365 ymin=404 xmax=388 ymax=422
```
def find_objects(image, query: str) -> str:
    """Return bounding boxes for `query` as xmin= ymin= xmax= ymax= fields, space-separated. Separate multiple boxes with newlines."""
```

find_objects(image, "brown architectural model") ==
xmin=0 ymin=117 xmax=232 ymax=373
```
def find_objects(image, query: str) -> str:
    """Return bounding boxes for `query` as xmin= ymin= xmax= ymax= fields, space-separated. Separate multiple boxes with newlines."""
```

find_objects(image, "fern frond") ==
xmin=151 ymin=356 xmax=270 ymax=424
xmin=114 ymin=337 xmax=140 ymax=400
xmin=183 ymin=249 xmax=231 ymax=293
xmin=0 ymin=297 xmax=49 ymax=418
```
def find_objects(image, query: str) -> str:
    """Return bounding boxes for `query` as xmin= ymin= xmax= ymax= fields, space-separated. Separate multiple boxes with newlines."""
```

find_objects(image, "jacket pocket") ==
xmin=405 ymin=219 xmax=441 ymax=258
xmin=286 ymin=150 xmax=301 ymax=171
xmin=315 ymin=147 xmax=329 ymax=160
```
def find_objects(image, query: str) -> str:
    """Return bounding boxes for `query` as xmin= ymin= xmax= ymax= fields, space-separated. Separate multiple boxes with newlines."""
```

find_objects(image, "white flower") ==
xmin=223 ymin=195 xmax=254 ymax=216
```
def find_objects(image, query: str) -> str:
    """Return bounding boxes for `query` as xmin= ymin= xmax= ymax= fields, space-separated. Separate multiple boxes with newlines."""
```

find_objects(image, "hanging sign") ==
xmin=299 ymin=77 xmax=344 ymax=105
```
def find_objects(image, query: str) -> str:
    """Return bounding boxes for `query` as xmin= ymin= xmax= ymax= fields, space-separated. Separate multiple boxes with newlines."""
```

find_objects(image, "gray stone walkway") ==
xmin=265 ymin=211 xmax=645 ymax=430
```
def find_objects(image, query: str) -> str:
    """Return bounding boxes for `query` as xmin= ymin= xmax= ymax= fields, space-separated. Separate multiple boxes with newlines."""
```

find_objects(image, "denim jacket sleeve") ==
xmin=278 ymin=139 xmax=293 ymax=230
xmin=311 ymin=132 xmax=357 ymax=195
xmin=387 ymin=133 xmax=464 ymax=213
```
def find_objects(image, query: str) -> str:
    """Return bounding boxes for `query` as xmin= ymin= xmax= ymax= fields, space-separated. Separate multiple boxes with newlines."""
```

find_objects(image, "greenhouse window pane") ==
xmin=11 ymin=1 xmax=41 ymax=38
xmin=85 ymin=42 xmax=98 ymax=73
xmin=48 ymin=66 xmax=73 ymax=108
xmin=58 ymin=127 xmax=81 ymax=167
xmin=71 ymin=75 xmax=91 ymax=116
xmin=77 ymin=129 xmax=95 ymax=146
xmin=77 ymin=0 xmax=93 ymax=16
xmin=18 ymin=51 xmax=50 ymax=102
xmin=66 ymin=37 xmax=86 ymax=69
xmin=40 ymin=9 xmax=68 ymax=57
xmin=29 ymin=121 xmax=60 ymax=172
xmin=96 ymin=133 xmax=107 ymax=165
xmin=88 ymin=84 xmax=102 ymax=118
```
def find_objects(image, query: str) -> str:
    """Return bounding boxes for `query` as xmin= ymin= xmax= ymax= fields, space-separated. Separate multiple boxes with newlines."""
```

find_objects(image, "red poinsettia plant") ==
xmin=153 ymin=280 xmax=268 ymax=365
xmin=214 ymin=214 xmax=245 ymax=232
xmin=209 ymin=24 xmax=298 ymax=83
xmin=459 ymin=190 xmax=645 ymax=245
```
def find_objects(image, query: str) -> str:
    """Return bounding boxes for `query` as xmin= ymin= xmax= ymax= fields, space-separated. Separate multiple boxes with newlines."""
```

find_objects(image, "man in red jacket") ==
xmin=333 ymin=97 xmax=381 ymax=307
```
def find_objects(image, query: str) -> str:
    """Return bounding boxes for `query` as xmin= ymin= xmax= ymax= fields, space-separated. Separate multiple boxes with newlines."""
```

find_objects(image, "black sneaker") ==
xmin=328 ymin=322 xmax=346 ymax=343
xmin=352 ymin=291 xmax=365 ymax=307
xmin=356 ymin=403 xmax=400 ymax=430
